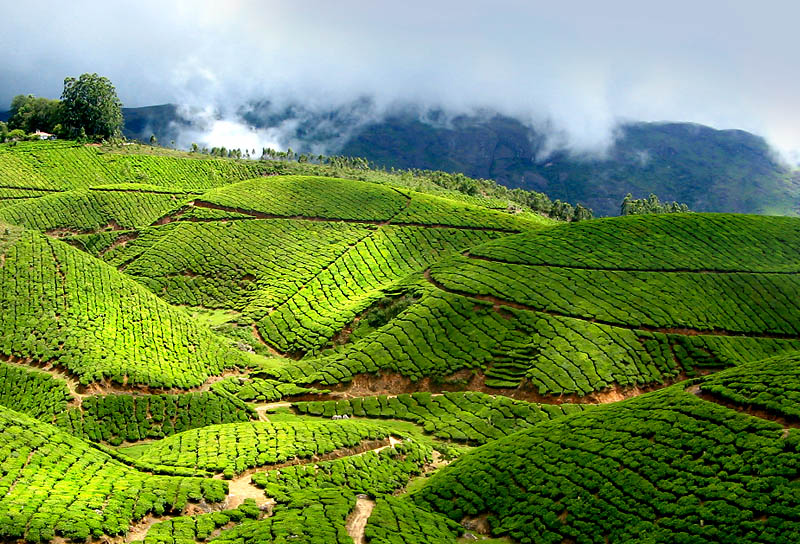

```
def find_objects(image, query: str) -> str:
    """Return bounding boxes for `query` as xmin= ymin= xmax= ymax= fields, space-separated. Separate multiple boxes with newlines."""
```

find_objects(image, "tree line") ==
xmin=1 ymin=73 xmax=123 ymax=143
xmin=621 ymin=193 xmax=691 ymax=215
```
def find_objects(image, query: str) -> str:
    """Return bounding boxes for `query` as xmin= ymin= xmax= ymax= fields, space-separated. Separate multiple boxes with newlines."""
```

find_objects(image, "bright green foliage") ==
xmin=256 ymin=226 xmax=502 ymax=354
xmin=472 ymin=213 xmax=800 ymax=272
xmin=55 ymin=389 xmax=255 ymax=446
xmin=0 ymin=186 xmax=190 ymax=232
xmin=65 ymin=229 xmax=135 ymax=255
xmin=393 ymin=190 xmax=536 ymax=230
xmin=0 ymin=361 xmax=72 ymax=420
xmin=0 ymin=229 xmax=246 ymax=388
xmin=198 ymin=175 xmax=408 ymax=220
xmin=0 ymin=141 xmax=268 ymax=191
xmin=365 ymin=496 xmax=461 ymax=544
xmin=431 ymin=254 xmax=800 ymax=335
xmin=214 ymin=376 xmax=326 ymax=403
xmin=211 ymin=487 xmax=355 ymax=544
xmin=414 ymin=387 xmax=800 ymax=543
xmin=118 ymin=220 xmax=370 ymax=310
xmin=271 ymin=286 xmax=797 ymax=392
xmin=251 ymin=439 xmax=430 ymax=497
xmin=134 ymin=420 xmax=389 ymax=476
xmin=296 ymin=392 xmax=588 ymax=444
xmin=0 ymin=405 xmax=226 ymax=542
xmin=700 ymin=351 xmax=800 ymax=420
xmin=141 ymin=499 xmax=262 ymax=544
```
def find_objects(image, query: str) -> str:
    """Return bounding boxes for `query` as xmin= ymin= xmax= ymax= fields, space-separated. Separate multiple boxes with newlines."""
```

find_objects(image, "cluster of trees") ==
xmin=2 ymin=73 xmax=123 ymax=142
xmin=621 ymin=193 xmax=691 ymax=215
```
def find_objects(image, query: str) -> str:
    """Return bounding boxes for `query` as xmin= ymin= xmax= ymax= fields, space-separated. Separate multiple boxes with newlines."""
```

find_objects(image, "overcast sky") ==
xmin=2 ymin=0 xmax=799 ymax=159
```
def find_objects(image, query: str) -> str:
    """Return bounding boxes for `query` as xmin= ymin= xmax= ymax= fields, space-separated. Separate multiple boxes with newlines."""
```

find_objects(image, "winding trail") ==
xmin=346 ymin=496 xmax=376 ymax=544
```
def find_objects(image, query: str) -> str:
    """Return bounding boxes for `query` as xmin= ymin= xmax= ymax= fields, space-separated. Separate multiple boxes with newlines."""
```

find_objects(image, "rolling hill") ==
xmin=0 ymin=139 xmax=798 ymax=543
xmin=113 ymin=103 xmax=800 ymax=217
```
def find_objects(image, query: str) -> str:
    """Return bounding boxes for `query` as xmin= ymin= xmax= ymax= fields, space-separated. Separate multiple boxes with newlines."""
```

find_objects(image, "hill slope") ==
xmin=117 ymin=103 xmax=800 ymax=216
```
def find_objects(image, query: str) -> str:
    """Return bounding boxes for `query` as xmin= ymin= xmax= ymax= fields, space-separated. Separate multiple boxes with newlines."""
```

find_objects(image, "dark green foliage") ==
xmin=60 ymin=73 xmax=123 ymax=139
xmin=700 ymin=352 xmax=800 ymax=420
xmin=414 ymin=387 xmax=800 ymax=543
xmin=621 ymin=192 xmax=690 ymax=215
xmin=56 ymin=389 xmax=255 ymax=446
xmin=296 ymin=392 xmax=587 ymax=444
xmin=365 ymin=496 xmax=462 ymax=543
xmin=7 ymin=95 xmax=61 ymax=134
xmin=0 ymin=405 xmax=226 ymax=542
xmin=0 ymin=361 xmax=72 ymax=420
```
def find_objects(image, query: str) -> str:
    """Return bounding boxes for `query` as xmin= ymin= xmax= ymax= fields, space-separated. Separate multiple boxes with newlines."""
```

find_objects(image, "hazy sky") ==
xmin=2 ymin=0 xmax=799 ymax=159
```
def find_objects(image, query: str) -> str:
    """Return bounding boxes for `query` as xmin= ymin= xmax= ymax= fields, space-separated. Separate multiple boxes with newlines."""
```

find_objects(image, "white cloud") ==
xmin=1 ymin=0 xmax=799 ymax=160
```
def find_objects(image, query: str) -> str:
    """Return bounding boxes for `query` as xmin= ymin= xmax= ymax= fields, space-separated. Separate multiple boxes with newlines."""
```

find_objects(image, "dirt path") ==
xmin=346 ymin=495 xmax=376 ymax=544
xmin=226 ymin=473 xmax=277 ymax=510
xmin=254 ymin=402 xmax=293 ymax=421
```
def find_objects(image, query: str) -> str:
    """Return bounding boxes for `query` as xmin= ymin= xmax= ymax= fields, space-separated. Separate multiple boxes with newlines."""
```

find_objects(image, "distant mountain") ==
xmin=340 ymin=115 xmax=800 ymax=216
xmin=8 ymin=102 xmax=799 ymax=216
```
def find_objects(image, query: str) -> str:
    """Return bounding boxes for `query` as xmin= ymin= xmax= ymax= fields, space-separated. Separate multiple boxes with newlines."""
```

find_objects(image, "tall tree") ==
xmin=8 ymin=95 xmax=61 ymax=133
xmin=60 ymin=73 xmax=123 ymax=139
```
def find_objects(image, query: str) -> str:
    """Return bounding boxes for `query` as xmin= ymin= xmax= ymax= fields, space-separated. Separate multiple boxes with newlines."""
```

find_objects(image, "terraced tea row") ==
xmin=269 ymin=286 xmax=800 ymax=395
xmin=472 ymin=213 xmax=800 ymax=272
xmin=118 ymin=220 xmax=371 ymax=310
xmin=56 ymin=389 xmax=256 ymax=446
xmin=251 ymin=439 xmax=430 ymax=498
xmin=132 ymin=420 xmax=391 ymax=477
xmin=429 ymin=254 xmax=800 ymax=336
xmin=0 ymin=141 xmax=268 ymax=191
xmin=0 ymin=360 xmax=72 ymax=420
xmin=196 ymin=175 xmax=409 ymax=222
xmin=0 ymin=227 xmax=246 ymax=388
xmin=295 ymin=391 xmax=588 ymax=444
xmin=699 ymin=351 xmax=800 ymax=421
xmin=0 ymin=185 xmax=191 ymax=233
xmin=255 ymin=226 xmax=503 ymax=353
xmin=414 ymin=385 xmax=800 ymax=543
xmin=0 ymin=405 xmax=226 ymax=542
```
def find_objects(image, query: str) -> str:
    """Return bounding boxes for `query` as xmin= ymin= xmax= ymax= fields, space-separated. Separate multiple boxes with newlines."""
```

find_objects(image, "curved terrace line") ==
xmin=423 ymin=269 xmax=800 ymax=341
xmin=465 ymin=251 xmax=800 ymax=275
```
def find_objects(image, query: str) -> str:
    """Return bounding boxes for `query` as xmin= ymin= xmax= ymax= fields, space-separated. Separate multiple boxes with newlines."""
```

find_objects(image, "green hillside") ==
xmin=413 ymin=371 xmax=800 ymax=543
xmin=0 ymin=140 xmax=798 ymax=543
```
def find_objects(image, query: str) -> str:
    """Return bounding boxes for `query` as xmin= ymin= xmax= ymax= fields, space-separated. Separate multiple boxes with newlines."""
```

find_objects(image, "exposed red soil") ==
xmin=316 ymin=368 xmax=714 ymax=405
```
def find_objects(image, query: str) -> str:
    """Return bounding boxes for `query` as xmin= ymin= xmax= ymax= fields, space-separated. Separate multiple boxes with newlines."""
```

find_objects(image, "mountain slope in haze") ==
xmin=342 ymin=114 xmax=800 ymax=216
xmin=117 ymin=103 xmax=800 ymax=216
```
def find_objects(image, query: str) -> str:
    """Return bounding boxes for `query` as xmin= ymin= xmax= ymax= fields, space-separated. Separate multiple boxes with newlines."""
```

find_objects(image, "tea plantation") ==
xmin=0 ymin=140 xmax=799 ymax=543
